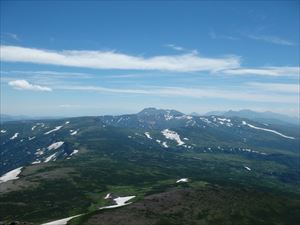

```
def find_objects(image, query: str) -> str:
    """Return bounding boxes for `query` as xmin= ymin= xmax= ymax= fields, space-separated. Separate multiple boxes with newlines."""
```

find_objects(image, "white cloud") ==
xmin=165 ymin=44 xmax=185 ymax=51
xmin=165 ymin=44 xmax=198 ymax=54
xmin=247 ymin=34 xmax=295 ymax=46
xmin=58 ymin=85 xmax=298 ymax=104
xmin=223 ymin=67 xmax=299 ymax=76
xmin=247 ymin=82 xmax=299 ymax=94
xmin=1 ymin=45 xmax=298 ymax=77
xmin=0 ymin=45 xmax=240 ymax=72
xmin=3 ymin=32 xmax=20 ymax=41
xmin=8 ymin=80 xmax=52 ymax=91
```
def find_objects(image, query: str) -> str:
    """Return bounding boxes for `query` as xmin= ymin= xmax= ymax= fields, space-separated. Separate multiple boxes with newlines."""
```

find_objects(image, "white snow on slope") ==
xmin=244 ymin=166 xmax=251 ymax=171
xmin=176 ymin=178 xmax=189 ymax=183
xmin=42 ymin=195 xmax=134 ymax=224
xmin=44 ymin=126 xmax=63 ymax=135
xmin=1 ymin=129 xmax=7 ymax=133
xmin=164 ymin=114 xmax=174 ymax=120
xmin=178 ymin=115 xmax=193 ymax=120
xmin=242 ymin=121 xmax=295 ymax=139
xmin=44 ymin=153 xmax=56 ymax=163
xmin=31 ymin=125 xmax=36 ymax=131
xmin=70 ymin=130 xmax=78 ymax=135
xmin=10 ymin=133 xmax=19 ymax=140
xmin=35 ymin=149 xmax=44 ymax=156
xmin=31 ymin=160 xmax=41 ymax=165
xmin=104 ymin=193 xmax=111 ymax=199
xmin=161 ymin=129 xmax=184 ymax=146
xmin=70 ymin=149 xmax=79 ymax=156
xmin=0 ymin=167 xmax=23 ymax=183
xmin=199 ymin=117 xmax=211 ymax=124
xmin=100 ymin=196 xmax=136 ymax=209
xmin=47 ymin=141 xmax=64 ymax=150
xmin=217 ymin=118 xmax=231 ymax=122
xmin=162 ymin=142 xmax=168 ymax=148
xmin=41 ymin=214 xmax=82 ymax=225
xmin=65 ymin=121 xmax=70 ymax=124
xmin=144 ymin=132 xmax=152 ymax=139
xmin=28 ymin=136 xmax=35 ymax=140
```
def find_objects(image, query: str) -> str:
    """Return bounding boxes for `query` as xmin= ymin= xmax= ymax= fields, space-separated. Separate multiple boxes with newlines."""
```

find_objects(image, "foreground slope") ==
xmin=0 ymin=108 xmax=299 ymax=224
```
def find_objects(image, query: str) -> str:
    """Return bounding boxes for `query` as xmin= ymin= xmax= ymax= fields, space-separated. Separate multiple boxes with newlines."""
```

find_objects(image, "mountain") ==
xmin=0 ymin=114 xmax=64 ymax=123
xmin=138 ymin=107 xmax=184 ymax=116
xmin=0 ymin=108 xmax=299 ymax=224
xmin=204 ymin=109 xmax=299 ymax=125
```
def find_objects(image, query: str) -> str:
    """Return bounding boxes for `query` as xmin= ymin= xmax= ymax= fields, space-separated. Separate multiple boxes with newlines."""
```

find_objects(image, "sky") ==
xmin=0 ymin=1 xmax=299 ymax=117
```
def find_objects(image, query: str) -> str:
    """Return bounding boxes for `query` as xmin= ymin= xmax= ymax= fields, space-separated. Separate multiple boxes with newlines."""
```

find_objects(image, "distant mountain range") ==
xmin=1 ymin=108 xmax=299 ymax=125
xmin=203 ymin=109 xmax=299 ymax=125
xmin=0 ymin=114 xmax=64 ymax=123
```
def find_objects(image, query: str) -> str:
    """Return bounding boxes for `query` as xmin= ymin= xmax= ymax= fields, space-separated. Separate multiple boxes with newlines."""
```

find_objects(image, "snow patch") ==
xmin=104 ymin=193 xmax=111 ymax=199
xmin=70 ymin=149 xmax=79 ymax=156
xmin=144 ymin=132 xmax=152 ymax=139
xmin=0 ymin=167 xmax=23 ymax=183
xmin=41 ymin=214 xmax=82 ymax=225
xmin=44 ymin=126 xmax=63 ymax=135
xmin=100 ymin=196 xmax=136 ymax=209
xmin=242 ymin=121 xmax=295 ymax=139
xmin=162 ymin=142 xmax=168 ymax=148
xmin=217 ymin=118 xmax=231 ymax=122
xmin=199 ymin=117 xmax=211 ymax=124
xmin=10 ymin=133 xmax=19 ymax=140
xmin=1 ymin=129 xmax=7 ymax=133
xmin=70 ymin=130 xmax=78 ymax=135
xmin=47 ymin=141 xmax=64 ymax=150
xmin=244 ymin=166 xmax=251 ymax=171
xmin=176 ymin=178 xmax=189 ymax=183
xmin=44 ymin=153 xmax=56 ymax=163
xmin=164 ymin=114 xmax=174 ymax=120
xmin=28 ymin=136 xmax=35 ymax=140
xmin=35 ymin=149 xmax=44 ymax=156
xmin=161 ymin=129 xmax=185 ymax=146
xmin=31 ymin=160 xmax=41 ymax=165
xmin=175 ymin=115 xmax=193 ymax=120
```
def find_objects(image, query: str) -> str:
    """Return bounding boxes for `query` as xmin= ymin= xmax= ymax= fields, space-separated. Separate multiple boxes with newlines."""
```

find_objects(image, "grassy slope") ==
xmin=0 ymin=118 xmax=299 ymax=224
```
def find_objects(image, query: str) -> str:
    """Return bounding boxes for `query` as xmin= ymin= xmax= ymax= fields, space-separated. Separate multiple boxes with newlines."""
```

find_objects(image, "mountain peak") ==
xmin=138 ymin=108 xmax=184 ymax=117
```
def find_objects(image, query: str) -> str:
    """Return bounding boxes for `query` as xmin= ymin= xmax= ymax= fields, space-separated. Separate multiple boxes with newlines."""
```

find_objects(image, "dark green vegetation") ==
xmin=0 ymin=108 xmax=299 ymax=224
xmin=81 ymin=186 xmax=300 ymax=225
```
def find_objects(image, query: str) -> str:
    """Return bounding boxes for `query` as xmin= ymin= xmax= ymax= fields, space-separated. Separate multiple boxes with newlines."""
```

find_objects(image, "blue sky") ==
xmin=0 ymin=1 xmax=299 ymax=117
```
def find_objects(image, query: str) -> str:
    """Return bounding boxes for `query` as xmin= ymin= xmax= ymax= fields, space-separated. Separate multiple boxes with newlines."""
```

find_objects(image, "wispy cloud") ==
xmin=57 ymin=85 xmax=298 ymax=104
xmin=3 ymin=32 xmax=20 ymax=41
xmin=165 ymin=44 xmax=198 ymax=54
xmin=165 ymin=44 xmax=185 ymax=51
xmin=247 ymin=82 xmax=299 ymax=94
xmin=209 ymin=30 xmax=239 ymax=41
xmin=8 ymin=80 xmax=52 ymax=91
xmin=2 ymin=45 xmax=298 ymax=77
xmin=1 ymin=70 xmax=92 ymax=78
xmin=247 ymin=34 xmax=295 ymax=46
xmin=0 ymin=45 xmax=240 ymax=72
xmin=223 ymin=67 xmax=299 ymax=76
